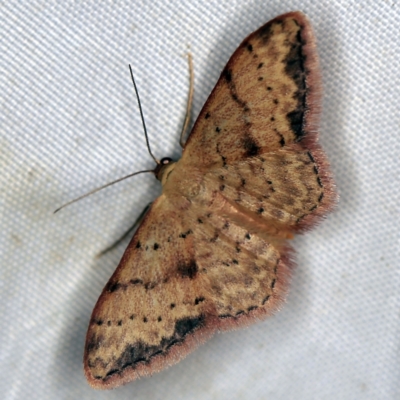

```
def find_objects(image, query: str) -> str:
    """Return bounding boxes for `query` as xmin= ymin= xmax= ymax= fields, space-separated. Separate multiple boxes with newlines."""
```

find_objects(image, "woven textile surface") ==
xmin=1 ymin=1 xmax=399 ymax=399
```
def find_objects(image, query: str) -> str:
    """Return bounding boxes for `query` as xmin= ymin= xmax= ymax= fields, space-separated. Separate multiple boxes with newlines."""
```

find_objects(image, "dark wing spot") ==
xmin=153 ymin=243 xmax=159 ymax=250
xmin=223 ymin=68 xmax=232 ymax=83
xmin=257 ymin=62 xmax=264 ymax=69
xmin=177 ymin=260 xmax=198 ymax=279
xmin=194 ymin=296 xmax=205 ymax=305
xmin=107 ymin=282 xmax=122 ymax=293
xmin=136 ymin=241 xmax=141 ymax=249
xmin=170 ymin=303 xmax=175 ymax=309
xmin=130 ymin=279 xmax=143 ymax=285
xmin=216 ymin=127 xmax=221 ymax=132
xmin=245 ymin=233 xmax=251 ymax=240
xmin=242 ymin=134 xmax=260 ymax=157
xmin=257 ymin=208 xmax=264 ymax=214
xmin=205 ymin=112 xmax=210 ymax=119
xmin=246 ymin=43 xmax=253 ymax=52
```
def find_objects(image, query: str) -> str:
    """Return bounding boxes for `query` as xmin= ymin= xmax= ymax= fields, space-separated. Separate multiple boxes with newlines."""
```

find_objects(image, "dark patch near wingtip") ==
xmin=246 ymin=43 xmax=253 ymax=52
xmin=257 ymin=22 xmax=272 ymax=43
xmin=86 ymin=333 xmax=102 ymax=354
xmin=103 ymin=316 xmax=206 ymax=379
xmin=175 ymin=315 xmax=205 ymax=337
xmin=135 ymin=241 xmax=141 ymax=249
xmin=205 ymin=112 xmax=210 ymax=119
xmin=242 ymin=134 xmax=260 ymax=157
xmin=177 ymin=260 xmax=198 ymax=279
xmin=287 ymin=109 xmax=304 ymax=139
xmin=284 ymin=28 xmax=308 ymax=140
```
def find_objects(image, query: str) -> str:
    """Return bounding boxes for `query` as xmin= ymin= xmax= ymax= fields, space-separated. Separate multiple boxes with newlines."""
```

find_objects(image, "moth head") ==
xmin=154 ymin=157 xmax=176 ymax=184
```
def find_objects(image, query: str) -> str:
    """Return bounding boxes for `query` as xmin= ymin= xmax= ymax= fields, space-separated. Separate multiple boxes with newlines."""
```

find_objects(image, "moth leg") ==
xmin=96 ymin=202 xmax=152 ymax=258
xmin=179 ymin=52 xmax=194 ymax=148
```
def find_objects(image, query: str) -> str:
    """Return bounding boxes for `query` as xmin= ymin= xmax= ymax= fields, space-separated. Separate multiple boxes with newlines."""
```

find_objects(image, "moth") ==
xmin=83 ymin=11 xmax=336 ymax=389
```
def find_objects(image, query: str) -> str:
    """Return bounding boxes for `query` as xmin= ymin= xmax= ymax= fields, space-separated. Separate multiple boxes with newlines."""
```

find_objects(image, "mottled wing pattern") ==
xmin=182 ymin=11 xmax=335 ymax=230
xmin=84 ymin=11 xmax=336 ymax=389
xmin=85 ymin=190 xmax=291 ymax=388
xmin=84 ymin=195 xmax=210 ymax=388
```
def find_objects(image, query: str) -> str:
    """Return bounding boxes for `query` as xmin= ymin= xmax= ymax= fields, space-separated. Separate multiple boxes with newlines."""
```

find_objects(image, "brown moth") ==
xmin=84 ymin=11 xmax=336 ymax=389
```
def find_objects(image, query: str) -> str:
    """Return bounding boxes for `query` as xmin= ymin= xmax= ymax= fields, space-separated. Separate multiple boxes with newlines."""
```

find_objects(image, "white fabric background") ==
xmin=1 ymin=1 xmax=399 ymax=399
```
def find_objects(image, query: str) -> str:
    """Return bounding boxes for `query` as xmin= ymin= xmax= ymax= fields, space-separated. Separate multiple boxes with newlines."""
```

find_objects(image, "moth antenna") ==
xmin=54 ymin=169 xmax=154 ymax=214
xmin=179 ymin=52 xmax=194 ymax=148
xmin=129 ymin=65 xmax=159 ymax=164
